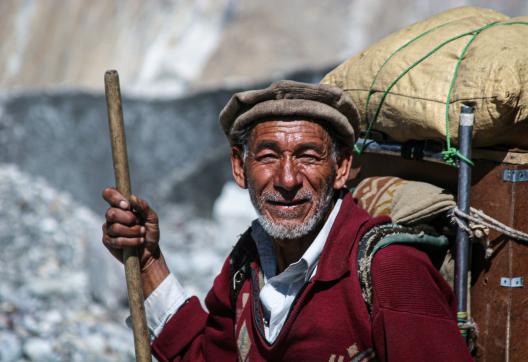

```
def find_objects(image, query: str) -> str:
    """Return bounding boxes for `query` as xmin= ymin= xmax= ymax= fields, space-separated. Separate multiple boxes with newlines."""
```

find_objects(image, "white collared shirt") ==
xmin=143 ymin=198 xmax=342 ymax=343
xmin=254 ymin=197 xmax=342 ymax=342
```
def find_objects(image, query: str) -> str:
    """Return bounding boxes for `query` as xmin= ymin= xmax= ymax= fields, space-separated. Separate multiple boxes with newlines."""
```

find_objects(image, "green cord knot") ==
xmin=441 ymin=147 xmax=474 ymax=167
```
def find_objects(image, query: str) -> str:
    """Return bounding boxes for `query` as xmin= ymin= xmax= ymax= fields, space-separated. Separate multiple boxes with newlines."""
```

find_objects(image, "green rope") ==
xmin=357 ymin=20 xmax=528 ymax=167
xmin=358 ymin=24 xmax=491 ymax=154
xmin=441 ymin=148 xmax=474 ymax=167
xmin=442 ymin=21 xmax=520 ymax=166
xmin=364 ymin=21 xmax=457 ymax=124
xmin=500 ymin=21 xmax=528 ymax=26
xmin=354 ymin=143 xmax=361 ymax=154
xmin=457 ymin=311 xmax=469 ymax=338
xmin=441 ymin=28 xmax=484 ymax=166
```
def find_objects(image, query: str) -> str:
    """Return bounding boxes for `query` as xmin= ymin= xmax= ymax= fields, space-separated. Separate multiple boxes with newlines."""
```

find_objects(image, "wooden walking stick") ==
xmin=105 ymin=70 xmax=152 ymax=362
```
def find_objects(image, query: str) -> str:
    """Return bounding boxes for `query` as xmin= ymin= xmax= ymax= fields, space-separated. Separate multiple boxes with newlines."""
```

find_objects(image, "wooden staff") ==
xmin=105 ymin=70 xmax=152 ymax=362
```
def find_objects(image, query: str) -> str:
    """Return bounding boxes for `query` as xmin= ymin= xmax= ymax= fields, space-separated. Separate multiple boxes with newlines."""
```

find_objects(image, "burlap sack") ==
xmin=322 ymin=7 xmax=528 ymax=148
xmin=352 ymin=176 xmax=455 ymax=225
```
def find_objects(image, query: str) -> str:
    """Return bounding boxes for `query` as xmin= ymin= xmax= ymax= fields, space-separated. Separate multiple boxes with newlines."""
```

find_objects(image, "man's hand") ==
xmin=102 ymin=187 xmax=168 ymax=297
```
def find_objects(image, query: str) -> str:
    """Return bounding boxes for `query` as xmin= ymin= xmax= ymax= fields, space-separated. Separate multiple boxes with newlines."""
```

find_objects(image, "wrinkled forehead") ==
xmin=247 ymin=119 xmax=333 ymax=148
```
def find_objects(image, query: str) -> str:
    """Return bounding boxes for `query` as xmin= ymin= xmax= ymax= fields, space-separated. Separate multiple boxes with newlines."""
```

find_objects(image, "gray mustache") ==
xmin=261 ymin=191 xmax=313 ymax=203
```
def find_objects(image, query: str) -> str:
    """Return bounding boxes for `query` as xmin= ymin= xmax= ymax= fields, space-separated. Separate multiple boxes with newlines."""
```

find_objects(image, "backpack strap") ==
xmin=229 ymin=229 xmax=259 ymax=310
xmin=356 ymin=223 xmax=449 ymax=314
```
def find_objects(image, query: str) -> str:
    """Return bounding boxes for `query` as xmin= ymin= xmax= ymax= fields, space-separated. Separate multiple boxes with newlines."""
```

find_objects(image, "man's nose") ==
xmin=274 ymin=157 xmax=302 ymax=192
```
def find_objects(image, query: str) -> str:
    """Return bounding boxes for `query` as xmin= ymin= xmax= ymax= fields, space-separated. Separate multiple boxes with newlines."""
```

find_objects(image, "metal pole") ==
xmin=455 ymin=103 xmax=474 ymax=341
xmin=105 ymin=70 xmax=152 ymax=362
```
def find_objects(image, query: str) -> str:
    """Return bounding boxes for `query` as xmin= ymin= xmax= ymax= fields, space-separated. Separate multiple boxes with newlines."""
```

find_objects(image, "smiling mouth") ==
xmin=266 ymin=199 xmax=309 ymax=207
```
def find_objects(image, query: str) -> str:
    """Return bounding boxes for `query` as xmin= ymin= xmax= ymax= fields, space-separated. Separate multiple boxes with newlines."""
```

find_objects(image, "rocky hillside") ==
xmin=2 ymin=0 xmax=522 ymax=95
xmin=0 ymin=163 xmax=256 ymax=361
xmin=0 ymin=164 xmax=133 ymax=361
xmin=0 ymin=0 xmax=231 ymax=95
xmin=0 ymin=67 xmax=329 ymax=216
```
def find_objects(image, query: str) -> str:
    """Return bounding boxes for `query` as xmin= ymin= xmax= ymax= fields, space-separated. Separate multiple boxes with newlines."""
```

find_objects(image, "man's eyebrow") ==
xmin=253 ymin=141 xmax=280 ymax=153
xmin=294 ymin=142 xmax=325 ymax=154
xmin=252 ymin=141 xmax=326 ymax=154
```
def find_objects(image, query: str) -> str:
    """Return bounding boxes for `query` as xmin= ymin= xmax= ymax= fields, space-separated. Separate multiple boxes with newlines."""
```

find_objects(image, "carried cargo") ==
xmin=350 ymin=144 xmax=528 ymax=361
xmin=323 ymin=5 xmax=528 ymax=360
xmin=322 ymin=6 xmax=528 ymax=149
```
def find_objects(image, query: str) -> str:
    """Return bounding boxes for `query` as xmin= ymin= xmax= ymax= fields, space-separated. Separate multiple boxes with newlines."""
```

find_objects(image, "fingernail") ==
xmin=140 ymin=227 xmax=146 ymax=234
xmin=119 ymin=200 xmax=129 ymax=209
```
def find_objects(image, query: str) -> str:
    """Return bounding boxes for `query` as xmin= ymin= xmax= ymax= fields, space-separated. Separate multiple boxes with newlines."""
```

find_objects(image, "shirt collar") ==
xmin=252 ymin=193 xmax=344 ymax=281
xmin=251 ymin=221 xmax=276 ymax=279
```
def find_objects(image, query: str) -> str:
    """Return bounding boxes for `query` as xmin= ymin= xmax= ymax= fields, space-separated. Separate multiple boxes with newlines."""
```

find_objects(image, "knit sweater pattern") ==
xmin=151 ymin=192 xmax=472 ymax=362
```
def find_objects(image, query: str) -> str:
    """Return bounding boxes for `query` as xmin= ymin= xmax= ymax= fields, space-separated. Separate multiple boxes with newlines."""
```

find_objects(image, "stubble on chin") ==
xmin=247 ymin=175 xmax=336 ymax=240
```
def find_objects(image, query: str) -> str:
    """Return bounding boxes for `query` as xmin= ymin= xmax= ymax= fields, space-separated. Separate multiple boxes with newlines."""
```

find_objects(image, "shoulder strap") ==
xmin=356 ymin=223 xmax=449 ymax=314
xmin=229 ymin=229 xmax=259 ymax=309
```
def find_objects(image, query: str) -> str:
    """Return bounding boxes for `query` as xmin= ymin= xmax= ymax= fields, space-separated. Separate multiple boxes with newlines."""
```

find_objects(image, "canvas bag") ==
xmin=322 ymin=6 xmax=528 ymax=148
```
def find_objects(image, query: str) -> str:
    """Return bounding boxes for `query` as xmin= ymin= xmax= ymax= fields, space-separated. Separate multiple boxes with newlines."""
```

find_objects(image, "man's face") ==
xmin=231 ymin=120 xmax=352 ymax=240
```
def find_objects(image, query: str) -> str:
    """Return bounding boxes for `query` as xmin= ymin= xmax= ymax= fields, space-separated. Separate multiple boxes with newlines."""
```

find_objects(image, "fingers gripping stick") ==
xmin=105 ymin=70 xmax=152 ymax=362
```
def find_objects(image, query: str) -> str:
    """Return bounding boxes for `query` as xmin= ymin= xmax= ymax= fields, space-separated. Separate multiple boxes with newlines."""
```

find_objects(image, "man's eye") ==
xmin=298 ymin=154 xmax=321 ymax=162
xmin=255 ymin=153 xmax=279 ymax=161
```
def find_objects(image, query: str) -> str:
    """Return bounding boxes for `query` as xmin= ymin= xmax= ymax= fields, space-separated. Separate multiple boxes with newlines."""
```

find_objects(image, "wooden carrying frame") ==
xmin=349 ymin=144 xmax=528 ymax=361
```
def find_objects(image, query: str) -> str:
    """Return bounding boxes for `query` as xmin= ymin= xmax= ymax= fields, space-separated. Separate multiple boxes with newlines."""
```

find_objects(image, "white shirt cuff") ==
xmin=126 ymin=273 xmax=189 ymax=339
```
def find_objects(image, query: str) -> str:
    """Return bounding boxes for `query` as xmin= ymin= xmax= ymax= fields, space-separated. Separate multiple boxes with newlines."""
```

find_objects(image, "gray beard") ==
xmin=248 ymin=176 xmax=336 ymax=240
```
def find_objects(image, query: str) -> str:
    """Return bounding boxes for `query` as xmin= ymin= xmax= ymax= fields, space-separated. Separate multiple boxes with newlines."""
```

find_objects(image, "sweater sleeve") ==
xmin=370 ymin=244 xmax=473 ymax=362
xmin=151 ymin=257 xmax=237 ymax=361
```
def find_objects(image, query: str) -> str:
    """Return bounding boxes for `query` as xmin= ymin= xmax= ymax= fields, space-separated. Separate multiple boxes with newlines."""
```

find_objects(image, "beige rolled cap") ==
xmin=219 ymin=80 xmax=360 ymax=147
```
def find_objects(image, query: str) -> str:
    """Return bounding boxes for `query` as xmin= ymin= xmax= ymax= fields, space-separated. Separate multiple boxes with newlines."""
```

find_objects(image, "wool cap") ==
xmin=219 ymin=80 xmax=360 ymax=147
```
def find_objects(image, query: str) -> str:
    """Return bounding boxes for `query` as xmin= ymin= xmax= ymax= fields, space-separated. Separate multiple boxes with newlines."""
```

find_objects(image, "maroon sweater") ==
xmin=152 ymin=193 xmax=472 ymax=361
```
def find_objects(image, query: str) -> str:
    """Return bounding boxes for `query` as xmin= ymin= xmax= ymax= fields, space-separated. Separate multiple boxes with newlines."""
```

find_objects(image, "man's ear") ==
xmin=333 ymin=150 xmax=353 ymax=190
xmin=231 ymin=146 xmax=247 ymax=189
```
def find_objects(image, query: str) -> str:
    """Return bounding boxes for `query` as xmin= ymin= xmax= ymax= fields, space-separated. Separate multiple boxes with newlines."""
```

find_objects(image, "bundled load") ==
xmin=352 ymin=176 xmax=455 ymax=225
xmin=322 ymin=6 xmax=528 ymax=149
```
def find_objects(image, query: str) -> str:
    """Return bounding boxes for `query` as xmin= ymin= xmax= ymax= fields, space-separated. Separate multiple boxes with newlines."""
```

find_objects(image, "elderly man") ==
xmin=102 ymin=81 xmax=471 ymax=361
